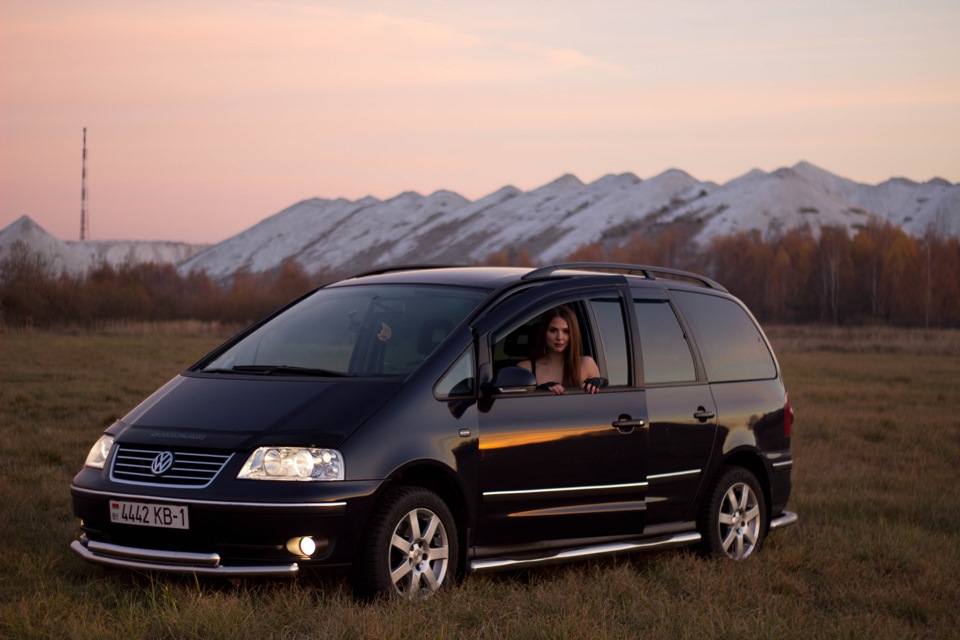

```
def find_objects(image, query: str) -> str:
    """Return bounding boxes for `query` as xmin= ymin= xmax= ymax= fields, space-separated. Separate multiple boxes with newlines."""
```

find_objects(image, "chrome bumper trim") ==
xmin=70 ymin=538 xmax=299 ymax=578
xmin=769 ymin=510 xmax=799 ymax=531
xmin=71 ymin=485 xmax=346 ymax=509
xmin=470 ymin=531 xmax=701 ymax=573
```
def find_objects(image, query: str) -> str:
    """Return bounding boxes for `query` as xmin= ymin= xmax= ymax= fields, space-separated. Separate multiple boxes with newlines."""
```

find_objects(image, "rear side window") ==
xmin=672 ymin=291 xmax=776 ymax=382
xmin=632 ymin=300 xmax=696 ymax=384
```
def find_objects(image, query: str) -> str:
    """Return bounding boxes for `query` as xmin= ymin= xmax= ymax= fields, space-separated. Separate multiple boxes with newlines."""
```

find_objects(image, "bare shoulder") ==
xmin=517 ymin=360 xmax=532 ymax=371
xmin=581 ymin=355 xmax=600 ymax=378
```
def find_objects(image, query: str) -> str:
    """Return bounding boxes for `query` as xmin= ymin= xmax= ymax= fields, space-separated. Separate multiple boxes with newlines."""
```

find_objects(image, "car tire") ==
xmin=699 ymin=466 xmax=767 ymax=560
xmin=350 ymin=486 xmax=458 ymax=600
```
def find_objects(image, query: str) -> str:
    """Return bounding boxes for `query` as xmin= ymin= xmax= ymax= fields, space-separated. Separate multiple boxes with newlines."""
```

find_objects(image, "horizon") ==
xmin=4 ymin=160 xmax=955 ymax=251
xmin=11 ymin=160 xmax=939 ymax=244
xmin=2 ymin=1 xmax=959 ymax=244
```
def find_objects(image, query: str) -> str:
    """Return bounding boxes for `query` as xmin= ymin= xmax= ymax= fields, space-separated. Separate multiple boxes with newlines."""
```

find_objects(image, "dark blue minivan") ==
xmin=71 ymin=264 xmax=797 ymax=599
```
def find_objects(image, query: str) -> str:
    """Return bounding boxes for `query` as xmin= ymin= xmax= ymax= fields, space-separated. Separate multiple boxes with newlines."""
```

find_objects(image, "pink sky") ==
xmin=2 ymin=0 xmax=959 ymax=244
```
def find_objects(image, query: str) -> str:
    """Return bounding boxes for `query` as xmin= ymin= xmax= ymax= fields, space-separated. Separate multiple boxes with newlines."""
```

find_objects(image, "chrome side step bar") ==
xmin=70 ymin=537 xmax=299 ymax=578
xmin=470 ymin=511 xmax=799 ymax=573
xmin=470 ymin=531 xmax=702 ymax=573
xmin=769 ymin=510 xmax=799 ymax=531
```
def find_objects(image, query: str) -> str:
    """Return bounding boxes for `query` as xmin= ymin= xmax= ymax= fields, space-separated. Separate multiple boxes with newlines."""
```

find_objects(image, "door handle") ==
xmin=693 ymin=407 xmax=716 ymax=422
xmin=612 ymin=415 xmax=645 ymax=434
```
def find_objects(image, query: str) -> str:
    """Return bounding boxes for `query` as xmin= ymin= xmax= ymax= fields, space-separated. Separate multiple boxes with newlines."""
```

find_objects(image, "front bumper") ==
xmin=70 ymin=479 xmax=382 ymax=576
xmin=71 ymin=536 xmax=300 ymax=577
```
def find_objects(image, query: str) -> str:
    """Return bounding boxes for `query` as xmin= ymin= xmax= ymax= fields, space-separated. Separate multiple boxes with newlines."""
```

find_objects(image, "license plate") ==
xmin=110 ymin=500 xmax=189 ymax=530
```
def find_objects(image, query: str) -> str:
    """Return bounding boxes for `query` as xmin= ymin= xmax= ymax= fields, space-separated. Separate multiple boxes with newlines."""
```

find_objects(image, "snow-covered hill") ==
xmin=2 ymin=162 xmax=957 ymax=281
xmin=674 ymin=161 xmax=960 ymax=240
xmin=0 ymin=216 xmax=208 ymax=276
xmin=177 ymin=162 xmax=957 ymax=280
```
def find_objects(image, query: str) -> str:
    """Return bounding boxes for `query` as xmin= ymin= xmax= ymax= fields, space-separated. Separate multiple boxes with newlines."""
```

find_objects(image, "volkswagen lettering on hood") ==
xmin=70 ymin=264 xmax=797 ymax=599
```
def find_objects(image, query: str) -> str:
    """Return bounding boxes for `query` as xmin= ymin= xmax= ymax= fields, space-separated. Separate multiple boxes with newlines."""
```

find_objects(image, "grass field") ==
xmin=1 ymin=324 xmax=958 ymax=639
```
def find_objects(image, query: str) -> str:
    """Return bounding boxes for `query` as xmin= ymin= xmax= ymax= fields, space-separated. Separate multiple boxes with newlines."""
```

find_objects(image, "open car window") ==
xmin=490 ymin=297 xmax=617 ymax=388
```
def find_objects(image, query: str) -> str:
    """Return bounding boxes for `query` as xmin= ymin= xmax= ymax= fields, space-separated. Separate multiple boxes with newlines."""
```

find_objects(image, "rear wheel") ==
xmin=350 ymin=486 xmax=458 ymax=599
xmin=700 ymin=466 xmax=767 ymax=560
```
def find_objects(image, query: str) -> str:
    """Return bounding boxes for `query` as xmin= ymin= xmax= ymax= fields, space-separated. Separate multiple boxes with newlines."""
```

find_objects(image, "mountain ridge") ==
xmin=2 ymin=162 xmax=957 ymax=280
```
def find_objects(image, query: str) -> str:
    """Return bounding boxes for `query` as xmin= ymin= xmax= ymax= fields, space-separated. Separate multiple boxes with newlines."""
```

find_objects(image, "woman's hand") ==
xmin=536 ymin=381 xmax=565 ymax=395
xmin=581 ymin=377 xmax=606 ymax=394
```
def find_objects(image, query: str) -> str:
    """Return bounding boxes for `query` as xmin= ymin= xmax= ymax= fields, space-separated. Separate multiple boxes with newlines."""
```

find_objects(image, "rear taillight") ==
xmin=784 ymin=392 xmax=794 ymax=437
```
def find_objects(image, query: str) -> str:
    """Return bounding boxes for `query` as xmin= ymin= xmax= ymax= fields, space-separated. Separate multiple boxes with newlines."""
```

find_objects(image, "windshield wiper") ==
xmin=205 ymin=365 xmax=352 ymax=377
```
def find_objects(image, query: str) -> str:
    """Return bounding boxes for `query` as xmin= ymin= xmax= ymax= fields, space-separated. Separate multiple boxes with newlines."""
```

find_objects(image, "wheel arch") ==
xmin=716 ymin=448 xmax=772 ymax=528
xmin=382 ymin=460 xmax=471 ymax=573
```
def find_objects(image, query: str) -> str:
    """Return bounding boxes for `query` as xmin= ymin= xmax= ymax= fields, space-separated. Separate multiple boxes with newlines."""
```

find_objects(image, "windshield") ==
xmin=201 ymin=284 xmax=486 ymax=377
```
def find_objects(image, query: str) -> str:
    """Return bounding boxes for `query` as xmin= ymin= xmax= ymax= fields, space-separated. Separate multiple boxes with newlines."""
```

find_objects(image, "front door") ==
xmin=474 ymin=292 xmax=648 ymax=546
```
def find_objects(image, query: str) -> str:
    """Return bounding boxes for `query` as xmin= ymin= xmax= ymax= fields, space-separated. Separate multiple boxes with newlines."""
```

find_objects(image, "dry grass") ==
xmin=765 ymin=323 xmax=960 ymax=356
xmin=1 ymin=325 xmax=958 ymax=639
xmin=2 ymin=319 xmax=244 ymax=338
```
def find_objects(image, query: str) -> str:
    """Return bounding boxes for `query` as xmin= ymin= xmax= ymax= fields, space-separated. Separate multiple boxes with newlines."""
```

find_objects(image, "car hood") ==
xmin=111 ymin=373 xmax=403 ymax=450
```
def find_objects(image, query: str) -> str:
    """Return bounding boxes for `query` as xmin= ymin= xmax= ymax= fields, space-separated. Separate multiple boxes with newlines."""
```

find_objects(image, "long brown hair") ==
xmin=531 ymin=306 xmax=583 ymax=387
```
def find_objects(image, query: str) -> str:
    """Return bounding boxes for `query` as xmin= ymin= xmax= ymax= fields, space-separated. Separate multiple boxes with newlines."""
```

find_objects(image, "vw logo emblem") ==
xmin=151 ymin=451 xmax=175 ymax=476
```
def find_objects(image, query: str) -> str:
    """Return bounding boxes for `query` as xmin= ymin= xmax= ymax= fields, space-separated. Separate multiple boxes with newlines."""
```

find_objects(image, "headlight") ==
xmin=84 ymin=435 xmax=115 ymax=469
xmin=237 ymin=447 xmax=344 ymax=481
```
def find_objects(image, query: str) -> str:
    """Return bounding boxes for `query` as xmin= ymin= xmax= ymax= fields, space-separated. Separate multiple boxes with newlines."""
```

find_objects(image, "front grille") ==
xmin=111 ymin=445 xmax=233 ymax=488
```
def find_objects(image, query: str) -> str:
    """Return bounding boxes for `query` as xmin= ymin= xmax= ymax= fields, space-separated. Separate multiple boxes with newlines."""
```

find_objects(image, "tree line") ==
xmin=2 ymin=220 xmax=959 ymax=329
xmin=558 ymin=220 xmax=960 ymax=327
xmin=0 ymin=241 xmax=322 ymax=329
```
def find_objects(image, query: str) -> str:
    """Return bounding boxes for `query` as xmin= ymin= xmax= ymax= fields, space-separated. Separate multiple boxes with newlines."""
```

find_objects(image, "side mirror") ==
xmin=483 ymin=366 xmax=537 ymax=396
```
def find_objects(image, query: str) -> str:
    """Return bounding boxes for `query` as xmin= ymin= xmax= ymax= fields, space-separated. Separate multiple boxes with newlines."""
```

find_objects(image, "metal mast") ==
xmin=80 ymin=127 xmax=89 ymax=240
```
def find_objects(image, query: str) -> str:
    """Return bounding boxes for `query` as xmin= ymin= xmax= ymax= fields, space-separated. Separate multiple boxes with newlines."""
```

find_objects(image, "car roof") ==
xmin=335 ymin=263 xmax=728 ymax=293
xmin=331 ymin=266 xmax=531 ymax=290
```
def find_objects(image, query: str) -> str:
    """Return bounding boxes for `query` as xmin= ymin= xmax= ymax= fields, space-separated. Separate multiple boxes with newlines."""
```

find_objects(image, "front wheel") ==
xmin=350 ymin=486 xmax=458 ymax=600
xmin=699 ymin=466 xmax=767 ymax=560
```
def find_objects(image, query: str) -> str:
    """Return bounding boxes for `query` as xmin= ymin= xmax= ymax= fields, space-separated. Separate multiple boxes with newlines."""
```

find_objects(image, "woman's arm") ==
xmin=519 ymin=359 xmax=563 ymax=394
xmin=580 ymin=356 xmax=604 ymax=394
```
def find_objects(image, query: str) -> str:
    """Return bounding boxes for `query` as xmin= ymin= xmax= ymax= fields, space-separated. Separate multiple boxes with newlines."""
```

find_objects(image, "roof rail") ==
xmin=522 ymin=262 xmax=727 ymax=292
xmin=347 ymin=264 xmax=464 ymax=280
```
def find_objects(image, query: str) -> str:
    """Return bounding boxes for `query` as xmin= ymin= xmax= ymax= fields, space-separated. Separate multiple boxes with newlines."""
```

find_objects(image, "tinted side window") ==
xmin=633 ymin=300 xmax=696 ymax=384
xmin=589 ymin=299 xmax=629 ymax=386
xmin=672 ymin=291 xmax=776 ymax=382
xmin=435 ymin=348 xmax=475 ymax=398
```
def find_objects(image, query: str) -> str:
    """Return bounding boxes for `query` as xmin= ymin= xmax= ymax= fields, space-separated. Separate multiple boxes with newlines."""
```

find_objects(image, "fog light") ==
xmin=286 ymin=536 xmax=317 ymax=557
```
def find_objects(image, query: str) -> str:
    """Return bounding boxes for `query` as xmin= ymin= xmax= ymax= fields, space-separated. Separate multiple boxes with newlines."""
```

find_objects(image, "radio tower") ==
xmin=80 ymin=127 xmax=89 ymax=241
